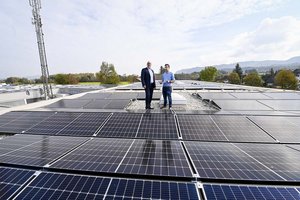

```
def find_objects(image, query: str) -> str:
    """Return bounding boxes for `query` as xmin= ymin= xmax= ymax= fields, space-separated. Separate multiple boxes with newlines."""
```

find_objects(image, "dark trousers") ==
xmin=145 ymin=83 xmax=154 ymax=108
xmin=163 ymin=86 xmax=172 ymax=108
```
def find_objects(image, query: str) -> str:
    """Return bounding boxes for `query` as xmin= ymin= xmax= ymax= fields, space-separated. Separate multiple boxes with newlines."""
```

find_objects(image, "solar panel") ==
xmin=0 ymin=134 xmax=46 ymax=155
xmin=15 ymin=172 xmax=199 ymax=200
xmin=117 ymin=140 xmax=193 ymax=177
xmin=213 ymin=100 xmax=272 ymax=110
xmin=230 ymin=92 xmax=271 ymax=99
xmin=204 ymin=184 xmax=300 ymax=200
xmin=0 ymin=112 xmax=54 ymax=134
xmin=258 ymin=100 xmax=300 ymax=110
xmin=198 ymin=92 xmax=236 ymax=100
xmin=104 ymin=99 xmax=130 ymax=109
xmin=287 ymin=145 xmax=300 ymax=152
xmin=185 ymin=141 xmax=283 ymax=181
xmin=137 ymin=92 xmax=162 ymax=100
xmin=177 ymin=115 xmax=228 ymax=141
xmin=137 ymin=113 xmax=178 ymax=139
xmin=51 ymin=138 xmax=134 ymax=173
xmin=83 ymin=99 xmax=109 ymax=109
xmin=56 ymin=112 xmax=110 ymax=136
xmin=97 ymin=113 xmax=142 ymax=138
xmin=0 ymin=111 xmax=30 ymax=127
xmin=45 ymin=99 xmax=91 ymax=108
xmin=106 ymin=178 xmax=199 ymax=199
xmin=0 ymin=136 xmax=87 ymax=167
xmin=108 ymin=92 xmax=138 ymax=100
xmin=15 ymin=172 xmax=110 ymax=200
xmin=211 ymin=115 xmax=275 ymax=142
xmin=0 ymin=167 xmax=35 ymax=200
xmin=236 ymin=143 xmax=300 ymax=181
xmin=264 ymin=92 xmax=300 ymax=99
xmin=78 ymin=92 xmax=112 ymax=100
xmin=248 ymin=116 xmax=300 ymax=143
xmin=25 ymin=112 xmax=82 ymax=135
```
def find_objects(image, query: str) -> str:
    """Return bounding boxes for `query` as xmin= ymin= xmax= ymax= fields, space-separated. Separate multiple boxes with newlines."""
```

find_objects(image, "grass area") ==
xmin=78 ymin=82 xmax=101 ymax=85
xmin=118 ymin=81 xmax=130 ymax=85
xmin=78 ymin=81 xmax=130 ymax=85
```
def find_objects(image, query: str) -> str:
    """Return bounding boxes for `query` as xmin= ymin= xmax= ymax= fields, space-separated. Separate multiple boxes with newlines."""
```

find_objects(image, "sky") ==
xmin=1 ymin=0 xmax=300 ymax=78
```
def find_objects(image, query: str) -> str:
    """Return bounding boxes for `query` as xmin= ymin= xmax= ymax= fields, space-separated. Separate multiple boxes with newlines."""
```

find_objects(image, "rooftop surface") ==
xmin=0 ymin=80 xmax=300 ymax=199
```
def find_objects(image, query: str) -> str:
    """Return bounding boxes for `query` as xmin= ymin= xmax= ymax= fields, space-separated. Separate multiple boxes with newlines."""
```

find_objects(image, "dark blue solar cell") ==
xmin=143 ymin=181 xmax=152 ymax=198
xmin=116 ymin=180 xmax=126 ymax=196
xmin=124 ymin=180 xmax=135 ymax=197
xmin=204 ymin=184 xmax=300 ymax=200
xmin=161 ymin=182 xmax=170 ymax=199
xmin=133 ymin=180 xmax=143 ymax=198
xmin=170 ymin=182 xmax=179 ymax=199
xmin=152 ymin=181 xmax=161 ymax=199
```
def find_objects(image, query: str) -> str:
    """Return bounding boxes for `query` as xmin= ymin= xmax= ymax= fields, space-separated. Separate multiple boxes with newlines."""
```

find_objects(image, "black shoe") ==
xmin=160 ymin=106 xmax=166 ymax=109
xmin=149 ymin=107 xmax=154 ymax=109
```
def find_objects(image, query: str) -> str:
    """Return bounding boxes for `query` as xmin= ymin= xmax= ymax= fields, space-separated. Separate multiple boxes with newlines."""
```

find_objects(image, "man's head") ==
xmin=165 ymin=64 xmax=170 ymax=72
xmin=147 ymin=61 xmax=151 ymax=68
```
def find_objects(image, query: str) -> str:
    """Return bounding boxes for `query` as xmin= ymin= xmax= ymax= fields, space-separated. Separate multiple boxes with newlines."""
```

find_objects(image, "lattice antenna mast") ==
xmin=29 ymin=0 xmax=53 ymax=99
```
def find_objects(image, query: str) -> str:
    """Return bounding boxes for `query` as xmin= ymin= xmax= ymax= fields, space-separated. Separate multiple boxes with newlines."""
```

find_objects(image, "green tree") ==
xmin=96 ymin=62 xmax=120 ymax=84
xmin=243 ymin=72 xmax=263 ymax=86
xmin=199 ymin=66 xmax=218 ymax=82
xmin=274 ymin=69 xmax=298 ymax=90
xmin=54 ymin=74 xmax=68 ymax=84
xmin=228 ymin=72 xmax=240 ymax=84
xmin=233 ymin=63 xmax=243 ymax=80
xmin=5 ymin=77 xmax=20 ymax=84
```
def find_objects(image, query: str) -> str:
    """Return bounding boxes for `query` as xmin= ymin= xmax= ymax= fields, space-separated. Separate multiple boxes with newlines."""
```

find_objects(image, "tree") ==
xmin=5 ymin=77 xmax=20 ymax=84
xmin=274 ymin=69 xmax=298 ymax=90
xmin=96 ymin=62 xmax=120 ymax=84
xmin=199 ymin=66 xmax=218 ymax=82
xmin=233 ymin=63 xmax=243 ymax=80
xmin=159 ymin=66 xmax=165 ymax=74
xmin=228 ymin=72 xmax=240 ymax=84
xmin=243 ymin=72 xmax=263 ymax=87
xmin=54 ymin=74 xmax=68 ymax=84
xmin=54 ymin=74 xmax=79 ymax=84
xmin=67 ymin=74 xmax=79 ymax=84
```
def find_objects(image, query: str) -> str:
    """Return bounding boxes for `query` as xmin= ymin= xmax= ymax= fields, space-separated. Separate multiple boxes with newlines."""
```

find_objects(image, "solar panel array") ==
xmin=0 ymin=135 xmax=87 ymax=167
xmin=14 ymin=172 xmax=199 ymax=200
xmin=0 ymin=167 xmax=35 ymax=199
xmin=204 ymin=184 xmax=300 ymax=200
xmin=249 ymin=116 xmax=300 ymax=143
xmin=1 ymin=87 xmax=300 ymax=199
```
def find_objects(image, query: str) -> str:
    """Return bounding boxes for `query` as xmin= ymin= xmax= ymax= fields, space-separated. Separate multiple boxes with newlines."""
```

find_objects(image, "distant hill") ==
xmin=176 ymin=56 xmax=300 ymax=74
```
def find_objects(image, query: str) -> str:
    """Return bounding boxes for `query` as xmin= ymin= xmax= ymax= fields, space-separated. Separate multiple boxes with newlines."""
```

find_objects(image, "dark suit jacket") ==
xmin=141 ymin=67 xmax=156 ymax=88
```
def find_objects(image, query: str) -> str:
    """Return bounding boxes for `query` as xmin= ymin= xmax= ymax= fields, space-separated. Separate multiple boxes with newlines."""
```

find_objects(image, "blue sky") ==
xmin=1 ymin=0 xmax=300 ymax=78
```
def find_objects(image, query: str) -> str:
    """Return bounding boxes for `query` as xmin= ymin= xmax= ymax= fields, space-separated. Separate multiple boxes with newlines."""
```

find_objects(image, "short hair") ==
xmin=147 ymin=61 xmax=151 ymax=65
xmin=165 ymin=64 xmax=170 ymax=68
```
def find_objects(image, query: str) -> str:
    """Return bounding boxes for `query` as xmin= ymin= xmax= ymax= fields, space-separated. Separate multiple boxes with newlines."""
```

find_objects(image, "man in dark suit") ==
xmin=141 ymin=61 xmax=156 ymax=109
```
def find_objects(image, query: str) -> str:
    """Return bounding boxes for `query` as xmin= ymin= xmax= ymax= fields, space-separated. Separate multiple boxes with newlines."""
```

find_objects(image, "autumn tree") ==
xmin=228 ymin=72 xmax=240 ymax=84
xmin=275 ymin=69 xmax=298 ymax=90
xmin=199 ymin=66 xmax=218 ymax=82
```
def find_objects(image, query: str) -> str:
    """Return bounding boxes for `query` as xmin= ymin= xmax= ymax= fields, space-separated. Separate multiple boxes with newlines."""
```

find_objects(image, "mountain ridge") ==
xmin=176 ymin=56 xmax=300 ymax=74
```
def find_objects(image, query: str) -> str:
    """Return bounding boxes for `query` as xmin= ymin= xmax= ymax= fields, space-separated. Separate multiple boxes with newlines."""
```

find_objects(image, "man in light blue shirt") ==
xmin=161 ymin=64 xmax=175 ymax=109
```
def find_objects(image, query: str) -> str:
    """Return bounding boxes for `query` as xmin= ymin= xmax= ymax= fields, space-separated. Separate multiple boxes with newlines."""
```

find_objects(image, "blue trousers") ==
xmin=162 ymin=86 xmax=172 ymax=107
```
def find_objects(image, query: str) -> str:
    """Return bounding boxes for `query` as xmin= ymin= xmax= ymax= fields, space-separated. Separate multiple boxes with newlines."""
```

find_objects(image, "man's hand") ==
xmin=143 ymin=85 xmax=146 ymax=89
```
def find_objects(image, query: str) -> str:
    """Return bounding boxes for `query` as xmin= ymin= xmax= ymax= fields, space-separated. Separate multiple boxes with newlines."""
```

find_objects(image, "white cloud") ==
xmin=0 ymin=0 xmax=295 ymax=77
xmin=230 ymin=16 xmax=300 ymax=61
